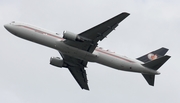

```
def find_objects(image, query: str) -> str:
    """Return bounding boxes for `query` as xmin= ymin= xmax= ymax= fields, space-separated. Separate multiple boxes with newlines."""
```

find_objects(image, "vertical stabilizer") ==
xmin=142 ymin=74 xmax=155 ymax=86
xmin=137 ymin=47 xmax=171 ymax=86
xmin=141 ymin=55 xmax=170 ymax=86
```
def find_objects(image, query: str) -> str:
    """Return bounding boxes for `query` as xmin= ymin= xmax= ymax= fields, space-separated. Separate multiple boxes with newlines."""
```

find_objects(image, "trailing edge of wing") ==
xmin=79 ymin=12 xmax=130 ymax=43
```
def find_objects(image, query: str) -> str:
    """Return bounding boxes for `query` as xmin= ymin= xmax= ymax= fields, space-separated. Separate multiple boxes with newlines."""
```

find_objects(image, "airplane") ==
xmin=4 ymin=12 xmax=170 ymax=90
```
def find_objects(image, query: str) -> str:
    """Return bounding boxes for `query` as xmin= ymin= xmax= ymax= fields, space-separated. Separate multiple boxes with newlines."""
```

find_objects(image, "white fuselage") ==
xmin=4 ymin=22 xmax=160 ymax=75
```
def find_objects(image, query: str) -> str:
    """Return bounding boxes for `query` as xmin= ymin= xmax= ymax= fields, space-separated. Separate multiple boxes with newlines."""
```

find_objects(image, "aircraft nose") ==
xmin=4 ymin=24 xmax=9 ymax=29
xmin=4 ymin=24 xmax=11 ymax=31
xmin=4 ymin=24 xmax=16 ymax=35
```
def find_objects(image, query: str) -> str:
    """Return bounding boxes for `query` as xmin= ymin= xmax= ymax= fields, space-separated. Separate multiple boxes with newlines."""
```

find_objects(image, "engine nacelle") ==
xmin=50 ymin=57 xmax=64 ymax=68
xmin=63 ymin=31 xmax=78 ymax=41
xmin=63 ymin=31 xmax=91 ymax=42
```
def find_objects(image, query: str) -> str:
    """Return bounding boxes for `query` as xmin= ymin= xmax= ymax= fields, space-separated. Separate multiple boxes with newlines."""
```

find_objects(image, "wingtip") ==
xmin=80 ymin=85 xmax=90 ymax=91
xmin=83 ymin=88 xmax=90 ymax=91
xmin=122 ymin=12 xmax=130 ymax=16
xmin=165 ymin=55 xmax=171 ymax=59
xmin=161 ymin=47 xmax=169 ymax=51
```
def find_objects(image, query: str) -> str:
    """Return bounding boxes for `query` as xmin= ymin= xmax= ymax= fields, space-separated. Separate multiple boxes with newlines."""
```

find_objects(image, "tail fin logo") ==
xmin=148 ymin=53 xmax=158 ymax=61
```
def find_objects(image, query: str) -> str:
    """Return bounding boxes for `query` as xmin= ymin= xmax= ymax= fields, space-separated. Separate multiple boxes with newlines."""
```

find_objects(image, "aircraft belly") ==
xmin=94 ymin=51 xmax=130 ymax=70
xmin=56 ymin=42 xmax=97 ymax=62
xmin=93 ymin=51 xmax=159 ymax=74
xmin=12 ymin=26 xmax=35 ymax=41
xmin=93 ymin=51 xmax=150 ymax=73
xmin=30 ymin=32 xmax=58 ymax=49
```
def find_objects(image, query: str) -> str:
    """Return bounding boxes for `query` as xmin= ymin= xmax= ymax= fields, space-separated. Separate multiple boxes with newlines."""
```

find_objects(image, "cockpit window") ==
xmin=12 ymin=21 xmax=15 ymax=23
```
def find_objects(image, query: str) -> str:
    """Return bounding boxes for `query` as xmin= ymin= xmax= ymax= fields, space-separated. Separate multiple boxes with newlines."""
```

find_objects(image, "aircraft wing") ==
xmin=61 ymin=12 xmax=129 ymax=90
xmin=79 ymin=12 xmax=130 ymax=43
xmin=60 ymin=53 xmax=89 ymax=90
xmin=64 ymin=12 xmax=130 ymax=53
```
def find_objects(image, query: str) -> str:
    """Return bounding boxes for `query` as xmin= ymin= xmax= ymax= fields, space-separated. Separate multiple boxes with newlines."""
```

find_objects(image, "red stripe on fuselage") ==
xmin=95 ymin=49 xmax=135 ymax=63
xmin=18 ymin=25 xmax=134 ymax=63
xmin=17 ymin=25 xmax=64 ymax=40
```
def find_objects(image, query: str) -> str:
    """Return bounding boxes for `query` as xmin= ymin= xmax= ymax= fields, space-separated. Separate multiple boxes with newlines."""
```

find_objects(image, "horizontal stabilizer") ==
xmin=142 ymin=74 xmax=155 ymax=86
xmin=137 ymin=47 xmax=169 ymax=63
xmin=142 ymin=55 xmax=171 ymax=70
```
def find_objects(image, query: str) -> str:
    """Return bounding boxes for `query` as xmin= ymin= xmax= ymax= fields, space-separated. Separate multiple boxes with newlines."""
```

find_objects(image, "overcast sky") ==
xmin=0 ymin=0 xmax=180 ymax=103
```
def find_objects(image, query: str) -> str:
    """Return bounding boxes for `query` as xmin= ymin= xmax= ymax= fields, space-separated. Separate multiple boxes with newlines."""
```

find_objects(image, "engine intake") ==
xmin=50 ymin=57 xmax=64 ymax=67
xmin=63 ymin=31 xmax=91 ymax=42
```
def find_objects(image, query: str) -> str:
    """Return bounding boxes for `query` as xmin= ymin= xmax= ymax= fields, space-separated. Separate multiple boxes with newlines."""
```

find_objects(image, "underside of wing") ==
xmin=59 ymin=12 xmax=130 ymax=90
xmin=60 ymin=53 xmax=89 ymax=90
xmin=79 ymin=12 xmax=130 ymax=43
xmin=68 ymin=66 xmax=89 ymax=90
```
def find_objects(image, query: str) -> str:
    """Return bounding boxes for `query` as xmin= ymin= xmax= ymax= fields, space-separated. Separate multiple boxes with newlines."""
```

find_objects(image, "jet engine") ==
xmin=50 ymin=57 xmax=64 ymax=67
xmin=63 ymin=31 xmax=91 ymax=42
